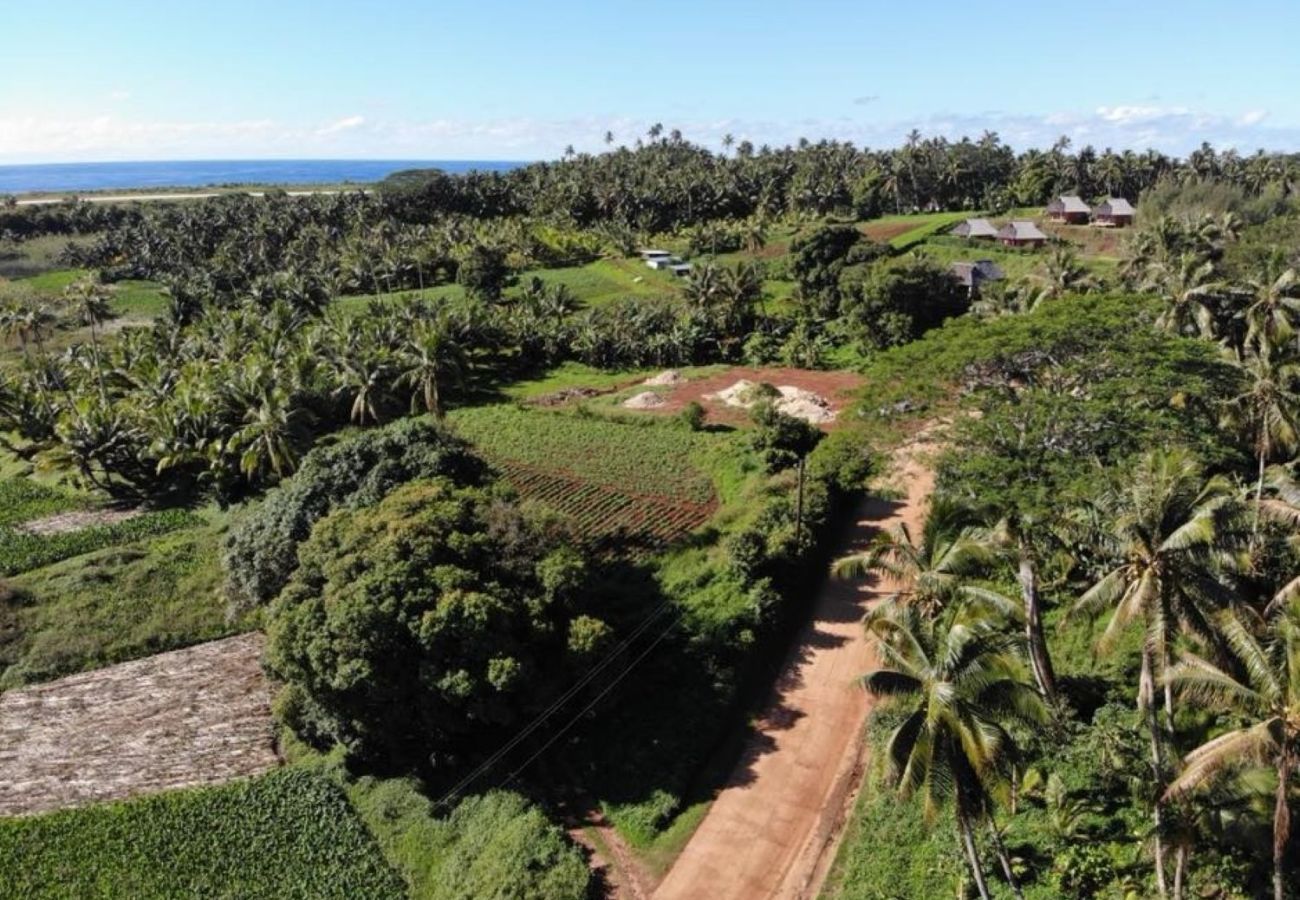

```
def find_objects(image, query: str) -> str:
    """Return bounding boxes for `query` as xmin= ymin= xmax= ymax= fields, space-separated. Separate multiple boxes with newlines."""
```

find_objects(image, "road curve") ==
xmin=653 ymin=440 xmax=935 ymax=900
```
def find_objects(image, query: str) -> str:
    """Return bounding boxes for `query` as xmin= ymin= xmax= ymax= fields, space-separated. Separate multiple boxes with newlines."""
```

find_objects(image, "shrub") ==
xmin=223 ymin=417 xmax=485 ymax=610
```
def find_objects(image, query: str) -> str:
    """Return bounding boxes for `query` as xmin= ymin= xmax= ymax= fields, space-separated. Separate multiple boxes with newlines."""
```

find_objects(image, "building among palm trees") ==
xmin=951 ymin=218 xmax=999 ymax=240
xmin=1092 ymin=197 xmax=1136 ymax=227
xmin=996 ymin=221 xmax=1048 ymax=248
xmin=950 ymin=259 xmax=1004 ymax=295
xmin=1045 ymin=195 xmax=1091 ymax=224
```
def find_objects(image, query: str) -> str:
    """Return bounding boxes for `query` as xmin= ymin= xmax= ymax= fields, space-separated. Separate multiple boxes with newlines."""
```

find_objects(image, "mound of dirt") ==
xmin=705 ymin=379 xmax=836 ymax=424
xmin=643 ymin=369 xmax=685 ymax=386
xmin=622 ymin=391 xmax=667 ymax=409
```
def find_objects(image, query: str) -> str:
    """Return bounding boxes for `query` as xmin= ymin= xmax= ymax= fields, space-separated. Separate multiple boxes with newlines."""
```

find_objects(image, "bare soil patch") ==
xmin=0 ymin=632 xmax=277 ymax=817
xmin=646 ymin=367 xmax=864 ymax=429
xmin=860 ymin=221 xmax=916 ymax=242
xmin=17 ymin=507 xmax=141 ymax=536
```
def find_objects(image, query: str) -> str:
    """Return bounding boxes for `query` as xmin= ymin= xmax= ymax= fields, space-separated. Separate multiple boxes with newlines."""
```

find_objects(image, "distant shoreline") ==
xmin=0 ymin=158 xmax=528 ymax=197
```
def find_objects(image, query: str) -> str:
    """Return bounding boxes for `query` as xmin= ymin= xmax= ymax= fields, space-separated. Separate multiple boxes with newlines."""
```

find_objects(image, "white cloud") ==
xmin=1 ymin=105 xmax=1295 ymax=164
xmin=316 ymin=115 xmax=365 ymax=136
xmin=107 ymin=89 xmax=131 ymax=102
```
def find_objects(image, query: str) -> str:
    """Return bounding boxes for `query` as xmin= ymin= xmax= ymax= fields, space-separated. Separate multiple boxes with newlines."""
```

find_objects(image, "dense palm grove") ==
xmin=3 ymin=132 xmax=1300 ymax=898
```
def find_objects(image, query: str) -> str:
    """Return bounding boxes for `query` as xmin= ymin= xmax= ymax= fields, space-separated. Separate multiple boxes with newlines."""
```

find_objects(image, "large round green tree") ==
xmin=266 ymin=478 xmax=595 ymax=766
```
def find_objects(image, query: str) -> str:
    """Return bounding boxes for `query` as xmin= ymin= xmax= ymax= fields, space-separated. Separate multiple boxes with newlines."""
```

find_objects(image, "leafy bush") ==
xmin=840 ymin=253 xmax=969 ymax=350
xmin=223 ymin=417 xmax=486 ymax=609
xmin=266 ymin=479 xmax=598 ymax=766
xmin=0 ymin=768 xmax=405 ymax=899
xmin=0 ymin=509 xmax=201 ymax=576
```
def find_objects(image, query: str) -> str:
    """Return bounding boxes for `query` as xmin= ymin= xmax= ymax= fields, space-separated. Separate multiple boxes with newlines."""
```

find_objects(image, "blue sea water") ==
xmin=0 ymin=159 xmax=527 ymax=194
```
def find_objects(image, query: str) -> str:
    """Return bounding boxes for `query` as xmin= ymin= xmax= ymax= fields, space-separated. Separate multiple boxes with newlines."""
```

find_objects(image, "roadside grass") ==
xmin=1 ymin=515 xmax=243 ymax=690
xmin=0 ymin=767 xmax=406 ymax=900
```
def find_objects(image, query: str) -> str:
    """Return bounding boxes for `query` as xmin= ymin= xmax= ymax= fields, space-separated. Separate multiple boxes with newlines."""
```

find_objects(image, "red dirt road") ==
xmin=653 ymin=439 xmax=936 ymax=900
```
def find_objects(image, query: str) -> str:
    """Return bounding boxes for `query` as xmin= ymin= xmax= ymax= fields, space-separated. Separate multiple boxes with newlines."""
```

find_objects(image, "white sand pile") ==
xmin=623 ymin=391 xmax=667 ymax=410
xmin=643 ymin=369 xmax=685 ymax=386
xmin=705 ymin=379 xmax=836 ymax=424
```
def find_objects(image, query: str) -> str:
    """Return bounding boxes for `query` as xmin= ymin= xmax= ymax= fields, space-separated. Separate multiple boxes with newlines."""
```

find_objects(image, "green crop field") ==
xmin=0 ymin=768 xmax=405 ymax=899
xmin=449 ymin=405 xmax=719 ymax=545
xmin=0 ymin=508 xmax=203 ymax=577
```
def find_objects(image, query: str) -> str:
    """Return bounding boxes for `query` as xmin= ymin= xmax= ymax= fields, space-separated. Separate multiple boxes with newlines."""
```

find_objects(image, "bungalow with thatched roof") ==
xmin=950 ymin=259 xmax=1004 ymax=295
xmin=1045 ymin=195 xmax=1091 ymax=224
xmin=952 ymin=218 xmax=999 ymax=240
xmin=997 ymin=221 xmax=1048 ymax=248
xmin=1092 ymin=198 xmax=1135 ymax=227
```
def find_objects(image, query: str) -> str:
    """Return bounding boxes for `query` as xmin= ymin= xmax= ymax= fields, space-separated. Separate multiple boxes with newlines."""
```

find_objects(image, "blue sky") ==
xmin=3 ymin=0 xmax=1298 ymax=162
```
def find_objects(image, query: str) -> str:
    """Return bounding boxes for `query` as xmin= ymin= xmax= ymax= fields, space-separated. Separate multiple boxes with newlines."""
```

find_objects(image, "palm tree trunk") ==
xmin=1275 ymin=753 xmax=1292 ymax=900
xmin=987 ymin=820 xmax=1024 ymax=900
xmin=1172 ymin=844 xmax=1186 ymax=900
xmin=1141 ymin=645 xmax=1170 ymax=897
xmin=1017 ymin=540 xmax=1056 ymax=702
xmin=957 ymin=813 xmax=992 ymax=900
xmin=1254 ymin=449 xmax=1267 ymax=543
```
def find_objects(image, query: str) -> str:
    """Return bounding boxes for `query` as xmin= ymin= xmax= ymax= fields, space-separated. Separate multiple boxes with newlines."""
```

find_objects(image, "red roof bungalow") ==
xmin=997 ymin=221 xmax=1048 ymax=248
xmin=1093 ymin=197 xmax=1135 ymax=227
xmin=1045 ymin=195 xmax=1091 ymax=224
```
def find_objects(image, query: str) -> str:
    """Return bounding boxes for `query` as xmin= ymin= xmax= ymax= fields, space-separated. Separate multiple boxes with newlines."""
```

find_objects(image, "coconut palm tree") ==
xmin=1241 ymin=268 xmax=1300 ymax=358
xmin=397 ymin=319 xmax=466 ymax=418
xmin=1223 ymin=348 xmax=1300 ymax=539
xmin=833 ymin=498 xmax=994 ymax=618
xmin=1070 ymin=449 xmax=1243 ymax=896
xmin=1164 ymin=602 xmax=1300 ymax=900
xmin=1031 ymin=245 xmax=1098 ymax=304
xmin=1146 ymin=254 xmax=1227 ymax=340
xmin=862 ymin=603 xmax=1048 ymax=899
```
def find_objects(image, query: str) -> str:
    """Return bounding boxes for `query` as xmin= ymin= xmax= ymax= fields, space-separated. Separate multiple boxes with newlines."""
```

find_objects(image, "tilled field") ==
xmin=0 ymin=632 xmax=277 ymax=816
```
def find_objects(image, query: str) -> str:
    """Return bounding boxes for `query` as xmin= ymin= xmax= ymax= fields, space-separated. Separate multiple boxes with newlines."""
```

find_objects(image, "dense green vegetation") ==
xmin=825 ymin=197 xmax=1300 ymax=897
xmin=0 ymin=768 xmax=406 ymax=899
xmin=2 ymin=523 xmax=237 ymax=689
xmin=1 ymin=137 xmax=1298 ymax=899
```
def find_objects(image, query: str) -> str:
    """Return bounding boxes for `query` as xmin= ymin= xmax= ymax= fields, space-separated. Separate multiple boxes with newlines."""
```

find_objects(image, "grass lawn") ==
xmin=0 ymin=767 xmax=405 ymax=900
xmin=0 ymin=237 xmax=96 ymax=280
xmin=335 ymin=256 xmax=683 ymax=318
xmin=1 ymin=515 xmax=245 ymax=690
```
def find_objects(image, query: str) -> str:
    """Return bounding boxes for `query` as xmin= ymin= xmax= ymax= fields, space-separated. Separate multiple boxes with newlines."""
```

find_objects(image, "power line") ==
xmin=432 ymin=596 xmax=679 ymax=810
xmin=496 ymin=607 xmax=686 ymax=789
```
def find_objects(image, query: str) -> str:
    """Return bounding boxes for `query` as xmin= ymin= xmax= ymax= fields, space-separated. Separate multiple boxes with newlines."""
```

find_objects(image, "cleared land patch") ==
xmin=0 ymin=632 xmax=276 ymax=816
xmin=449 ymin=406 xmax=718 ymax=547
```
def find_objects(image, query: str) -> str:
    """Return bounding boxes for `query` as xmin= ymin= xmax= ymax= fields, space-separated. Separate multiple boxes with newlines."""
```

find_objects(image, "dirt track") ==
xmin=653 ymin=439 xmax=935 ymax=900
xmin=0 ymin=632 xmax=277 ymax=816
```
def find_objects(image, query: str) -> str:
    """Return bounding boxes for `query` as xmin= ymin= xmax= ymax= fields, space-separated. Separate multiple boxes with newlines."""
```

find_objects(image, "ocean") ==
xmin=0 ymin=159 xmax=528 ymax=194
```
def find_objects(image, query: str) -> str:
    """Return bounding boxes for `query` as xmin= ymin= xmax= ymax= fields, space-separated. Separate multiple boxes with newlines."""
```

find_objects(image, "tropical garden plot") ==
xmin=448 ymin=405 xmax=720 ymax=547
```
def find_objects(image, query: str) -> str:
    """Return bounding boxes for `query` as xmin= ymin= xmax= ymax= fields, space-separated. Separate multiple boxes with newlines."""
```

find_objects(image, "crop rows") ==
xmin=0 ymin=478 xmax=82 ymax=529
xmin=0 ymin=767 xmax=404 ymax=899
xmin=500 ymin=461 xmax=716 ymax=547
xmin=450 ymin=406 xmax=715 ymax=505
xmin=0 ymin=509 xmax=203 ymax=576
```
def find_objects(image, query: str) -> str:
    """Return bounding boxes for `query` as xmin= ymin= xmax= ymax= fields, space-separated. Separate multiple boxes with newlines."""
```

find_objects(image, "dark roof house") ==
xmin=952 ymin=218 xmax=999 ymax=239
xmin=950 ymin=259 xmax=1005 ymax=293
xmin=1045 ymin=195 xmax=1091 ymax=224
